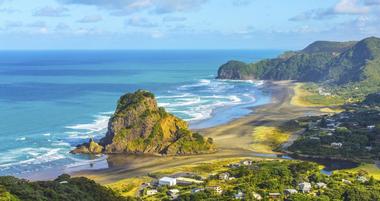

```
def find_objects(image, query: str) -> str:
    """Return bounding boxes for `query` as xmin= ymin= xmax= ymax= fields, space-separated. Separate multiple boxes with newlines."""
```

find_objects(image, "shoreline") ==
xmin=68 ymin=80 xmax=328 ymax=184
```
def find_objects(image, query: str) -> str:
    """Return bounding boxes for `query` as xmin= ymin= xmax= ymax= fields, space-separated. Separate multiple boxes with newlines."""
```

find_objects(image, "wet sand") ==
xmin=72 ymin=81 xmax=325 ymax=184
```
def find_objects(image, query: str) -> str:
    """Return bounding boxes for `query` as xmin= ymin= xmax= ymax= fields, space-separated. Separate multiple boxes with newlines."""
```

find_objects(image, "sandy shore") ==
xmin=72 ymin=80 xmax=325 ymax=184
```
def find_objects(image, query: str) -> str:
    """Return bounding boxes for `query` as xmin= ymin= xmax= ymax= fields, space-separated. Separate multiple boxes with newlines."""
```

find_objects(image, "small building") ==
xmin=146 ymin=189 xmax=158 ymax=196
xmin=367 ymin=125 xmax=376 ymax=130
xmin=285 ymin=189 xmax=298 ymax=195
xmin=252 ymin=192 xmax=262 ymax=200
xmin=207 ymin=186 xmax=223 ymax=194
xmin=316 ymin=182 xmax=327 ymax=189
xmin=268 ymin=193 xmax=281 ymax=199
xmin=331 ymin=142 xmax=343 ymax=149
xmin=234 ymin=191 xmax=244 ymax=199
xmin=229 ymin=163 xmax=241 ymax=168
xmin=59 ymin=181 xmax=68 ymax=184
xmin=357 ymin=176 xmax=368 ymax=183
xmin=219 ymin=172 xmax=230 ymax=180
xmin=299 ymin=182 xmax=312 ymax=193
xmin=342 ymin=179 xmax=352 ymax=184
xmin=168 ymin=189 xmax=180 ymax=199
xmin=241 ymin=160 xmax=253 ymax=166
xmin=159 ymin=177 xmax=177 ymax=186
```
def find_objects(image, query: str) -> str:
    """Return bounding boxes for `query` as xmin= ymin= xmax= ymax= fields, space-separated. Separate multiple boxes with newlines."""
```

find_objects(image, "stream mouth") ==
xmin=286 ymin=155 xmax=360 ymax=175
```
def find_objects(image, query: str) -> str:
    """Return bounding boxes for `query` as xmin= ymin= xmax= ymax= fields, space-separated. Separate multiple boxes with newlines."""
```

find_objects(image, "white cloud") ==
xmin=33 ymin=6 xmax=69 ymax=17
xmin=162 ymin=16 xmax=186 ymax=22
xmin=125 ymin=16 xmax=157 ymax=27
xmin=77 ymin=15 xmax=103 ymax=23
xmin=334 ymin=0 xmax=370 ymax=14
xmin=58 ymin=0 xmax=208 ymax=15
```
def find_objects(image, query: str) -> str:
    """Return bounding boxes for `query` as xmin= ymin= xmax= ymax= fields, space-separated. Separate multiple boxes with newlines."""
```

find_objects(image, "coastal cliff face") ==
xmin=216 ymin=60 xmax=254 ymax=80
xmin=72 ymin=90 xmax=214 ymax=155
xmin=217 ymin=37 xmax=380 ymax=85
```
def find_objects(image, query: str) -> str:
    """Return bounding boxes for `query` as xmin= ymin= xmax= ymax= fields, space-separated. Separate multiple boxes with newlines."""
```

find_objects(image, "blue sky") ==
xmin=0 ymin=0 xmax=379 ymax=50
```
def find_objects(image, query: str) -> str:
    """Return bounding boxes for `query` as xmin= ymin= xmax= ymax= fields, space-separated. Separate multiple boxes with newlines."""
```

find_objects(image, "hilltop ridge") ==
xmin=217 ymin=37 xmax=380 ymax=85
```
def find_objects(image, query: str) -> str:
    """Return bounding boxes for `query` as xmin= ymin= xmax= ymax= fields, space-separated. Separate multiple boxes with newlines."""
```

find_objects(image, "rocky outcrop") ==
xmin=216 ymin=60 xmax=254 ymax=80
xmin=72 ymin=90 xmax=214 ymax=155
xmin=71 ymin=138 xmax=103 ymax=154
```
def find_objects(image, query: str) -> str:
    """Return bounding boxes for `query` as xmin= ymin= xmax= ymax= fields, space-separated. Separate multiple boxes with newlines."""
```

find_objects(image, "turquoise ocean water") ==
xmin=0 ymin=50 xmax=280 ymax=177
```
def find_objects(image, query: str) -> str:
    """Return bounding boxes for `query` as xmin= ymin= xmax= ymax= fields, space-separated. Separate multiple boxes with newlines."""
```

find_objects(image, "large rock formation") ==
xmin=72 ymin=90 xmax=214 ymax=155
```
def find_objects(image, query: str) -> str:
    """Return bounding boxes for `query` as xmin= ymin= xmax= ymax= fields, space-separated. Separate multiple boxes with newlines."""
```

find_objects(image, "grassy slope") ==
xmin=251 ymin=126 xmax=291 ymax=154
xmin=339 ymin=163 xmax=380 ymax=180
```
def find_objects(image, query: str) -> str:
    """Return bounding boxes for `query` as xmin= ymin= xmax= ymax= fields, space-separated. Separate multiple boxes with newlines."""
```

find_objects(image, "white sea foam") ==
xmin=16 ymin=137 xmax=26 ymax=141
xmin=66 ymin=114 xmax=109 ymax=132
xmin=42 ymin=133 xmax=51 ymax=136
xmin=0 ymin=147 xmax=65 ymax=168
xmin=51 ymin=141 xmax=71 ymax=147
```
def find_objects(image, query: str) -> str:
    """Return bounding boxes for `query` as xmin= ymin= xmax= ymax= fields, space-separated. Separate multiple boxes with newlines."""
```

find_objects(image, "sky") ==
xmin=0 ymin=0 xmax=379 ymax=50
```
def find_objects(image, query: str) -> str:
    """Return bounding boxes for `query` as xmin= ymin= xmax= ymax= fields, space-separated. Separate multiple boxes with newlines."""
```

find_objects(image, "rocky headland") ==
xmin=72 ymin=90 xmax=214 ymax=155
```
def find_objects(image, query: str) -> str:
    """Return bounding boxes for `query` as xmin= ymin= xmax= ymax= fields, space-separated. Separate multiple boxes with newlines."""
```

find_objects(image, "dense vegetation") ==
xmin=0 ymin=174 xmax=135 ymax=201
xmin=217 ymin=37 xmax=380 ymax=101
xmin=288 ymin=94 xmax=380 ymax=162
xmin=144 ymin=160 xmax=380 ymax=201
xmin=72 ymin=90 xmax=214 ymax=155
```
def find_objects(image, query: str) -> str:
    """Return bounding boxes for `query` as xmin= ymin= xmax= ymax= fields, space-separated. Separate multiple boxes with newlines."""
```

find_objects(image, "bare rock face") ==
xmin=72 ymin=90 xmax=214 ymax=155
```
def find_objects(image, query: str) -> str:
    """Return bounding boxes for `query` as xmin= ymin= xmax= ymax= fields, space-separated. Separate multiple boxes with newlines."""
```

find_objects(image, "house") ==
xmin=365 ymin=146 xmax=373 ymax=151
xmin=367 ymin=125 xmax=376 ymax=130
xmin=331 ymin=142 xmax=343 ymax=149
xmin=299 ymin=182 xmax=312 ymax=193
xmin=285 ymin=189 xmax=298 ymax=195
xmin=229 ymin=163 xmax=241 ymax=168
xmin=207 ymin=186 xmax=223 ymax=194
xmin=316 ymin=182 xmax=327 ymax=189
xmin=357 ymin=176 xmax=368 ymax=183
xmin=241 ymin=160 xmax=253 ymax=166
xmin=168 ymin=189 xmax=180 ymax=199
xmin=234 ymin=191 xmax=244 ymax=199
xmin=342 ymin=179 xmax=352 ymax=184
xmin=252 ymin=192 xmax=262 ymax=200
xmin=219 ymin=172 xmax=230 ymax=180
xmin=146 ymin=189 xmax=158 ymax=196
xmin=268 ymin=193 xmax=281 ymax=199
xmin=159 ymin=177 xmax=177 ymax=186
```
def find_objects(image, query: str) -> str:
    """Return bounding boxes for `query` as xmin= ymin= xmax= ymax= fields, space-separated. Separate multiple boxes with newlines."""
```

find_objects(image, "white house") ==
xmin=316 ymin=182 xmax=327 ymax=189
xmin=159 ymin=177 xmax=176 ymax=186
xmin=331 ymin=142 xmax=343 ymax=149
xmin=367 ymin=125 xmax=376 ymax=130
xmin=207 ymin=186 xmax=223 ymax=194
xmin=168 ymin=189 xmax=180 ymax=199
xmin=252 ymin=192 xmax=262 ymax=200
xmin=299 ymin=182 xmax=312 ymax=193
xmin=219 ymin=172 xmax=230 ymax=180
xmin=234 ymin=191 xmax=244 ymax=199
xmin=146 ymin=189 xmax=158 ymax=196
xmin=285 ymin=189 xmax=298 ymax=195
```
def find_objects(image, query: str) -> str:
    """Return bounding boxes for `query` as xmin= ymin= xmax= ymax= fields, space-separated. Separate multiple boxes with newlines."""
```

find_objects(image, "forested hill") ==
xmin=217 ymin=37 xmax=380 ymax=85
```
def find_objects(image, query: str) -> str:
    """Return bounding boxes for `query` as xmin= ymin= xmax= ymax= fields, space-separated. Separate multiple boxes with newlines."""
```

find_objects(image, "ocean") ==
xmin=0 ymin=50 xmax=280 ymax=177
